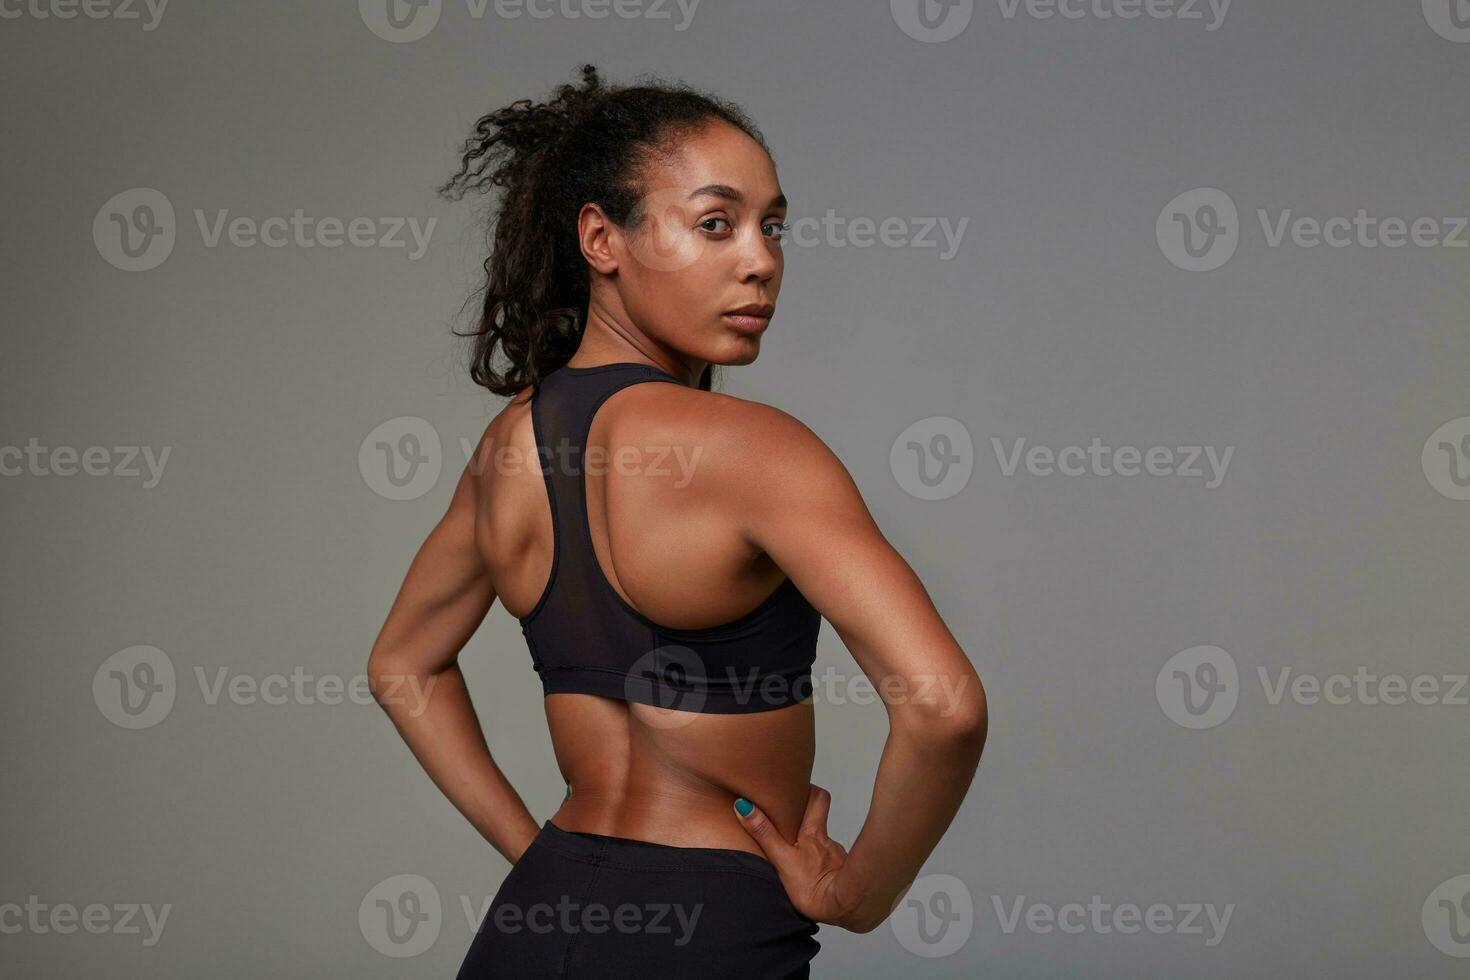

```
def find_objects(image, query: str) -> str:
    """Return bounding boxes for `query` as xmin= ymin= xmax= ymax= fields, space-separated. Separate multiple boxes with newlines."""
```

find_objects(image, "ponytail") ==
xmin=438 ymin=64 xmax=768 ymax=398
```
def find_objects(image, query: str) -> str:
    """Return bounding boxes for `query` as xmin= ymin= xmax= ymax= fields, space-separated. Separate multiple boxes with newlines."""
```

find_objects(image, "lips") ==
xmin=725 ymin=303 xmax=775 ymax=318
xmin=722 ymin=307 xmax=772 ymax=333
xmin=722 ymin=302 xmax=774 ymax=334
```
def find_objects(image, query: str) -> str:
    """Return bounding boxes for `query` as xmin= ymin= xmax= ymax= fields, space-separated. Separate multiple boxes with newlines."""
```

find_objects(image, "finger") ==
xmin=733 ymin=796 xmax=796 ymax=868
xmin=798 ymin=784 xmax=832 ymax=840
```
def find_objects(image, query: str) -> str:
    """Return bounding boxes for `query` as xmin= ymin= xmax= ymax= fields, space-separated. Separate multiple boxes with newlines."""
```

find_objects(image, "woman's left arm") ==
xmin=365 ymin=436 xmax=541 ymax=865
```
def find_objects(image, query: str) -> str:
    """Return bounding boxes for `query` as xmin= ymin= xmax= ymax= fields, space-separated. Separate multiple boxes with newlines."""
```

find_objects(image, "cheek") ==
xmin=654 ymin=256 xmax=722 ymax=308
xmin=622 ymin=218 xmax=708 ymax=279
xmin=620 ymin=266 xmax=712 ymax=337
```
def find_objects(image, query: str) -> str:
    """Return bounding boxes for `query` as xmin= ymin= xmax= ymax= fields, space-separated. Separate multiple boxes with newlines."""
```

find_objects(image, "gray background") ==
xmin=3 ymin=0 xmax=1469 ymax=976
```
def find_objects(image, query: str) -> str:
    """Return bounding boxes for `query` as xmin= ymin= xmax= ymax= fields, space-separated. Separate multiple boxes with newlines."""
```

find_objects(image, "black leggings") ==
xmin=455 ymin=819 xmax=821 ymax=978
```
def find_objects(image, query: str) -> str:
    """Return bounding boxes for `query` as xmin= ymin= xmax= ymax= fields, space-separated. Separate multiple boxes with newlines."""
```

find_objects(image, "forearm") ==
xmin=369 ymin=663 xmax=540 ymax=865
xmin=836 ymin=715 xmax=986 ymax=932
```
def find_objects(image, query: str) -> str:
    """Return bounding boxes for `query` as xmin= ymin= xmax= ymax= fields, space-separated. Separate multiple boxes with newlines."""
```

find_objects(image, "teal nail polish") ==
xmin=565 ymin=784 xmax=571 ymax=798
xmin=734 ymin=797 xmax=753 ymax=817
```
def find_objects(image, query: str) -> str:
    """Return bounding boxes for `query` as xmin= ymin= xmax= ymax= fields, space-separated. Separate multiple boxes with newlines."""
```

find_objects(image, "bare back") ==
xmin=473 ymin=376 xmax=815 ymax=856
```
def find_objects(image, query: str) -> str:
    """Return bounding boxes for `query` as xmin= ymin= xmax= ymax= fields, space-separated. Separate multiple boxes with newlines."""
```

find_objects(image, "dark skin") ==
xmin=368 ymin=120 xmax=988 ymax=933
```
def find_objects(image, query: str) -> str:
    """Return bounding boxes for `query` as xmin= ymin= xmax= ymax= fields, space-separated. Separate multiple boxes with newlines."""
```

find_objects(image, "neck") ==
xmin=574 ymin=309 xmax=704 ymax=386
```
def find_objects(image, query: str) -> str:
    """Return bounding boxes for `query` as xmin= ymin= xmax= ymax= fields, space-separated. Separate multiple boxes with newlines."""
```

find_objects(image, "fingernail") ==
xmin=734 ymin=797 xmax=753 ymax=817
xmin=565 ymin=784 xmax=571 ymax=798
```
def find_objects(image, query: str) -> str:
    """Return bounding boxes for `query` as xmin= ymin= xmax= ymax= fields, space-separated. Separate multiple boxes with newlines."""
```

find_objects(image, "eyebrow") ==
xmin=687 ymin=184 xmax=788 ymax=210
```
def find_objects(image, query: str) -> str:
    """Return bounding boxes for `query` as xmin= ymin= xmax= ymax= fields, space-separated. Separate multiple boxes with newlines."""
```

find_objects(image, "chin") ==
xmin=715 ymin=339 xmax=762 ymax=367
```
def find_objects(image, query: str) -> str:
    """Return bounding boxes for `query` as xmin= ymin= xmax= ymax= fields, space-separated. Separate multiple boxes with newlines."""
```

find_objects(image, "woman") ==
xmin=367 ymin=65 xmax=988 ymax=978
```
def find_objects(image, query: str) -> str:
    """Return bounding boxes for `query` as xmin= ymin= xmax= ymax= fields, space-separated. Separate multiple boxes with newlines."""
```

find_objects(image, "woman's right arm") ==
xmin=709 ymin=398 xmax=989 ymax=933
xmin=365 ymin=437 xmax=542 ymax=867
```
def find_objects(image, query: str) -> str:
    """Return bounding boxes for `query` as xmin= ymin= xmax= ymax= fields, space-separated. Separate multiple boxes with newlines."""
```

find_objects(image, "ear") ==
xmin=577 ymin=201 xmax=620 ymax=275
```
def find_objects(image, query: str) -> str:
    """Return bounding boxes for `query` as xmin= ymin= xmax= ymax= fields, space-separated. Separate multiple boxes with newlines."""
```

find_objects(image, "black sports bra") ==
xmin=518 ymin=361 xmax=820 ymax=714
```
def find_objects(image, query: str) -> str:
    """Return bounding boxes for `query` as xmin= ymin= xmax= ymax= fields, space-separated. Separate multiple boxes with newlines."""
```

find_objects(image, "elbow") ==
xmin=365 ymin=651 xmax=412 ymax=711
xmin=897 ymin=673 xmax=988 ymax=750
xmin=951 ymin=675 xmax=988 ymax=746
xmin=365 ymin=648 xmax=389 ymax=687
xmin=843 ymin=913 xmax=884 ymax=936
xmin=366 ymin=649 xmax=450 ymax=717
xmin=933 ymin=700 xmax=988 ymax=754
xmin=364 ymin=657 xmax=393 ymax=710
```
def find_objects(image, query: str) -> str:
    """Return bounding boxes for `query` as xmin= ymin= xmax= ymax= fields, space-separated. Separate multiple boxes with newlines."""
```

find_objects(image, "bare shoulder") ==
xmin=613 ymin=381 xmax=858 ymax=507
xmin=463 ymin=389 xmax=535 ymax=480
xmin=483 ymin=391 xmax=531 ymax=444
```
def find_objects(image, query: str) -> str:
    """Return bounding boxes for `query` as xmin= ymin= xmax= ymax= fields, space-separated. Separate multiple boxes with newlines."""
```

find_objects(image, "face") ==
xmin=579 ymin=120 xmax=788 ymax=370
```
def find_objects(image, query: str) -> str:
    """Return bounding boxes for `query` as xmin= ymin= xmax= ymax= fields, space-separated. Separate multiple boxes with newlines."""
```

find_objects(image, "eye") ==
xmin=698 ymin=216 xmax=732 ymax=233
xmin=763 ymin=220 xmax=791 ymax=241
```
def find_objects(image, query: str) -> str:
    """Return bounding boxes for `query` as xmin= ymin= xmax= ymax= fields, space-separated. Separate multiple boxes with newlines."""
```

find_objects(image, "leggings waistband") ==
xmin=532 ymin=820 xmax=782 ymax=884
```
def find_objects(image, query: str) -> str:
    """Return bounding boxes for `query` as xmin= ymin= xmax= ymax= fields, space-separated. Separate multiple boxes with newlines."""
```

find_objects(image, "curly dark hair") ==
xmin=438 ymin=64 xmax=772 ymax=398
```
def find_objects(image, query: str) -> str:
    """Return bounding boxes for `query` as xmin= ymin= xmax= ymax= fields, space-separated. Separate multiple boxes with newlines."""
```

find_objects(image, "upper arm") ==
xmin=710 ymin=402 xmax=985 ymax=734
xmin=367 ymin=437 xmax=498 ymax=679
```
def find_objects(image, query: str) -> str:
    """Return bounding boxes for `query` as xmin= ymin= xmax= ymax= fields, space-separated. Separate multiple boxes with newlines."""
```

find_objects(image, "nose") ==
xmin=735 ymin=226 xmax=780 ymax=282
